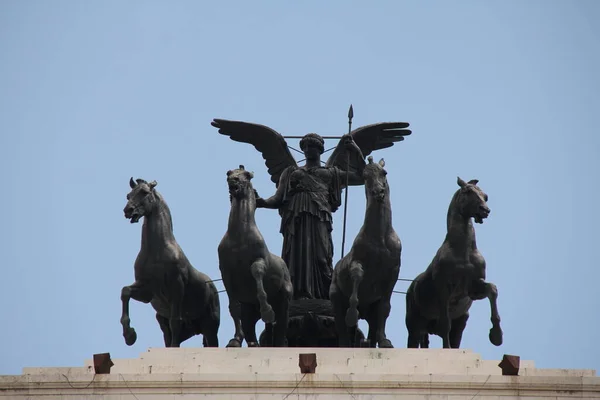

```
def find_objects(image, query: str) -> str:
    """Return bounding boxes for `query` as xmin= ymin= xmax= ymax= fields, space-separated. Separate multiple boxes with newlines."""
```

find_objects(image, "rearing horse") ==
xmin=405 ymin=177 xmax=503 ymax=349
xmin=218 ymin=165 xmax=293 ymax=347
xmin=120 ymin=178 xmax=220 ymax=347
xmin=330 ymin=157 xmax=401 ymax=348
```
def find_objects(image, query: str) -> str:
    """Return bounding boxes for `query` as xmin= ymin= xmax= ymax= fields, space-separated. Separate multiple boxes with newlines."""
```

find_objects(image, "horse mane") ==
xmin=445 ymin=188 xmax=465 ymax=229
xmin=448 ymin=189 xmax=460 ymax=212
xmin=150 ymin=190 xmax=174 ymax=232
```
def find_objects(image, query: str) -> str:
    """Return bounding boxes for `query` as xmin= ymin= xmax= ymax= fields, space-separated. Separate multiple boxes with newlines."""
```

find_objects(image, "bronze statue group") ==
xmin=119 ymin=116 xmax=503 ymax=350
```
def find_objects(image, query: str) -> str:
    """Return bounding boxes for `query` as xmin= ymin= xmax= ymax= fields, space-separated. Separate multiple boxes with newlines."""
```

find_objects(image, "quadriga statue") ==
xmin=211 ymin=117 xmax=411 ymax=346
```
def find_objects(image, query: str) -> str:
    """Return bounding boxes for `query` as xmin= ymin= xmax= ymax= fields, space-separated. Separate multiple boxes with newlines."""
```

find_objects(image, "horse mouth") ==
xmin=474 ymin=209 xmax=490 ymax=224
xmin=228 ymin=184 xmax=242 ymax=197
xmin=125 ymin=211 xmax=142 ymax=223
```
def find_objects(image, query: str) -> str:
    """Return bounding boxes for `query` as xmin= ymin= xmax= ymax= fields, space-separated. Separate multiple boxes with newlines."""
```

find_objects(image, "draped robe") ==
xmin=277 ymin=165 xmax=343 ymax=300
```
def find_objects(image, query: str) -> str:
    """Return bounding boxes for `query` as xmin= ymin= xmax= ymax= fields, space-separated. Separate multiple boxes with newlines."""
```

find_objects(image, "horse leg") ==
xmin=250 ymin=259 xmax=275 ymax=323
xmin=449 ymin=313 xmax=469 ymax=349
xmin=487 ymin=283 xmax=503 ymax=346
xmin=470 ymin=279 xmax=503 ymax=346
xmin=120 ymin=282 xmax=153 ymax=346
xmin=203 ymin=327 xmax=219 ymax=348
xmin=260 ymin=323 xmax=273 ymax=347
xmin=407 ymin=330 xmax=420 ymax=348
xmin=406 ymin=316 xmax=428 ymax=348
xmin=272 ymin=282 xmax=292 ymax=347
xmin=167 ymin=275 xmax=185 ymax=348
xmin=420 ymin=333 xmax=430 ymax=348
xmin=374 ymin=296 xmax=393 ymax=348
xmin=345 ymin=261 xmax=364 ymax=327
xmin=436 ymin=288 xmax=452 ymax=348
xmin=351 ymin=325 xmax=363 ymax=348
xmin=272 ymin=297 xmax=289 ymax=347
xmin=240 ymin=302 xmax=260 ymax=347
xmin=200 ymin=285 xmax=221 ymax=348
xmin=330 ymin=282 xmax=351 ymax=347
xmin=364 ymin=306 xmax=378 ymax=348
xmin=226 ymin=297 xmax=244 ymax=348
xmin=405 ymin=290 xmax=423 ymax=348
xmin=365 ymin=310 xmax=375 ymax=348
xmin=200 ymin=317 xmax=220 ymax=348
xmin=155 ymin=314 xmax=171 ymax=347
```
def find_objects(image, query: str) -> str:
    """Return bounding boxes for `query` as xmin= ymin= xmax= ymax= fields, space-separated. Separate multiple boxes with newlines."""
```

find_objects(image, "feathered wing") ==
xmin=211 ymin=119 xmax=297 ymax=186
xmin=325 ymin=122 xmax=412 ymax=171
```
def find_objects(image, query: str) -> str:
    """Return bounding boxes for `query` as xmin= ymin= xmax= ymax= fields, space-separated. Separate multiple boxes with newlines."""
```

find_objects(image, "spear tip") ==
xmin=348 ymin=104 xmax=354 ymax=120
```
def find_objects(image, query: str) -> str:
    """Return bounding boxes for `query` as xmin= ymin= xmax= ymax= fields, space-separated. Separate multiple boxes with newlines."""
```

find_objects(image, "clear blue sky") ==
xmin=1 ymin=1 xmax=599 ymax=375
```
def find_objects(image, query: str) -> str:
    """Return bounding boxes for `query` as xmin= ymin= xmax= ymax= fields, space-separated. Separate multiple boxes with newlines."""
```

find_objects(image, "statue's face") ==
xmin=124 ymin=178 xmax=157 ymax=223
xmin=303 ymin=142 xmax=321 ymax=159
xmin=300 ymin=134 xmax=324 ymax=160
xmin=226 ymin=166 xmax=254 ymax=199
xmin=363 ymin=157 xmax=388 ymax=203
xmin=457 ymin=179 xmax=490 ymax=224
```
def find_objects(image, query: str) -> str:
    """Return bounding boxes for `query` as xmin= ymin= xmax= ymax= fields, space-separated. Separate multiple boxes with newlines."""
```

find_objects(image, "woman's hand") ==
xmin=257 ymin=197 xmax=268 ymax=208
xmin=254 ymin=190 xmax=267 ymax=208
xmin=343 ymin=134 xmax=362 ymax=156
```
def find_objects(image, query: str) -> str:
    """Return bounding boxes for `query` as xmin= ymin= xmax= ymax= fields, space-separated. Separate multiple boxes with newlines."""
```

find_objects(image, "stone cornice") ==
xmin=2 ymin=372 xmax=599 ymax=396
xmin=2 ymin=348 xmax=598 ymax=398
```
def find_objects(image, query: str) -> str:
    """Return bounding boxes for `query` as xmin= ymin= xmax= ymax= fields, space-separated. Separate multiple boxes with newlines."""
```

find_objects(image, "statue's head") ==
xmin=300 ymin=133 xmax=325 ymax=158
xmin=455 ymin=177 xmax=490 ymax=224
xmin=364 ymin=156 xmax=388 ymax=203
xmin=124 ymin=178 xmax=158 ymax=223
xmin=226 ymin=165 xmax=255 ymax=200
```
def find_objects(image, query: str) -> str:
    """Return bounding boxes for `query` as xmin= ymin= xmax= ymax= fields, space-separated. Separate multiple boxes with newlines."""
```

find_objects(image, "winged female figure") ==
xmin=211 ymin=118 xmax=411 ymax=302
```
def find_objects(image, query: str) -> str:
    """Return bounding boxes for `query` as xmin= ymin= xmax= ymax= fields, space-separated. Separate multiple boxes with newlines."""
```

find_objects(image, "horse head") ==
xmin=124 ymin=177 xmax=158 ymax=223
xmin=226 ymin=165 xmax=255 ymax=201
xmin=456 ymin=177 xmax=490 ymax=224
xmin=364 ymin=156 xmax=388 ymax=203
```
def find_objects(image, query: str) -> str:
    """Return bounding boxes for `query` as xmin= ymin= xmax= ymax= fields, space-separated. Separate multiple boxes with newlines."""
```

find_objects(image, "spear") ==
xmin=340 ymin=104 xmax=354 ymax=258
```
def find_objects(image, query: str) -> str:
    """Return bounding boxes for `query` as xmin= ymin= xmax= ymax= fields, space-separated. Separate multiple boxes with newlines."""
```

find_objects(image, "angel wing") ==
xmin=325 ymin=122 xmax=412 ymax=171
xmin=211 ymin=119 xmax=297 ymax=185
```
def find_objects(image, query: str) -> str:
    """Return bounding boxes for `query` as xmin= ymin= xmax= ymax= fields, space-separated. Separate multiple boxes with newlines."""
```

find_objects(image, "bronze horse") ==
xmin=120 ymin=178 xmax=220 ymax=347
xmin=218 ymin=166 xmax=293 ymax=347
xmin=405 ymin=177 xmax=503 ymax=349
xmin=330 ymin=157 xmax=401 ymax=348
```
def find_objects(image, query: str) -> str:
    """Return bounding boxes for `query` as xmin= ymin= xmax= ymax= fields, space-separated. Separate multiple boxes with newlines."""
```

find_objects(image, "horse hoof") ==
xmin=489 ymin=327 xmax=503 ymax=346
xmin=248 ymin=341 xmax=260 ymax=347
xmin=124 ymin=328 xmax=137 ymax=346
xmin=345 ymin=308 xmax=359 ymax=327
xmin=261 ymin=307 xmax=275 ymax=324
xmin=378 ymin=338 xmax=394 ymax=348
xmin=226 ymin=338 xmax=242 ymax=348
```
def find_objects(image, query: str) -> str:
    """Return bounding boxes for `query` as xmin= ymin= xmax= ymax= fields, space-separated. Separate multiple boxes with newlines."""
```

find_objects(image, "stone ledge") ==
xmin=1 ymin=373 xmax=600 ymax=397
xmin=3 ymin=348 xmax=598 ymax=399
xmin=62 ymin=347 xmax=593 ymax=378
